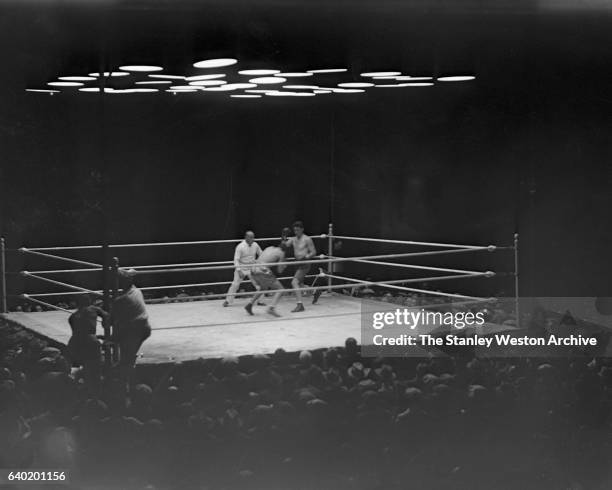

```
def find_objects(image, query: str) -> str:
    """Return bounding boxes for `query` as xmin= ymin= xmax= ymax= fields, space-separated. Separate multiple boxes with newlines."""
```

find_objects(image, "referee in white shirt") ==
xmin=223 ymin=230 xmax=263 ymax=306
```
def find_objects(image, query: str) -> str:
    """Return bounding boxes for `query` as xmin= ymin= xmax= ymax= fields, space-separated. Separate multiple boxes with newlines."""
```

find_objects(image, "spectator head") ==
xmin=298 ymin=350 xmax=312 ymax=366
xmin=345 ymin=337 xmax=359 ymax=356
xmin=323 ymin=348 xmax=339 ymax=368
xmin=272 ymin=348 xmax=288 ymax=365
xmin=348 ymin=362 xmax=366 ymax=381
xmin=244 ymin=230 xmax=255 ymax=245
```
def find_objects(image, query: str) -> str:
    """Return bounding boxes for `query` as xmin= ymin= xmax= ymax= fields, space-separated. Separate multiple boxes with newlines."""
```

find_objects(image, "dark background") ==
xmin=0 ymin=0 xmax=611 ymax=297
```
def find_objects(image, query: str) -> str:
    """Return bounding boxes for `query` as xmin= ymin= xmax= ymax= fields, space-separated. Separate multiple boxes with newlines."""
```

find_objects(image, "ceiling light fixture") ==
xmin=437 ymin=76 xmax=475 ymax=82
xmin=185 ymin=74 xmax=226 ymax=81
xmin=25 ymin=89 xmax=60 ymax=93
xmin=89 ymin=71 xmax=130 ymax=77
xmin=58 ymin=76 xmax=96 ymax=81
xmin=239 ymin=69 xmax=280 ymax=75
xmin=149 ymin=74 xmax=186 ymax=80
xmin=337 ymin=82 xmax=374 ymax=88
xmin=360 ymin=72 xmax=401 ymax=77
xmin=119 ymin=65 xmax=164 ymax=72
xmin=193 ymin=58 xmax=238 ymax=68
xmin=188 ymin=80 xmax=227 ymax=86
xmin=48 ymin=81 xmax=83 ymax=87
xmin=250 ymin=77 xmax=286 ymax=84
xmin=307 ymin=68 xmax=348 ymax=74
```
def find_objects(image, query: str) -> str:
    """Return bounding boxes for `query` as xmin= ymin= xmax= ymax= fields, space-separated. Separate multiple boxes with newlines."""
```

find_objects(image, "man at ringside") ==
xmin=223 ymin=230 xmax=263 ymax=307
xmin=112 ymin=269 xmax=152 ymax=384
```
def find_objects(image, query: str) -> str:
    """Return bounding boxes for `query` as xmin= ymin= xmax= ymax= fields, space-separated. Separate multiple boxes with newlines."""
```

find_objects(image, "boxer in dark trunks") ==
xmin=245 ymin=242 xmax=288 ymax=317
xmin=285 ymin=221 xmax=317 ymax=312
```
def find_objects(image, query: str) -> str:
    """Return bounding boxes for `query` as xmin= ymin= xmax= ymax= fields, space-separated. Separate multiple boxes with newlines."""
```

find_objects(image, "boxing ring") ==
xmin=0 ymin=227 xmax=520 ymax=362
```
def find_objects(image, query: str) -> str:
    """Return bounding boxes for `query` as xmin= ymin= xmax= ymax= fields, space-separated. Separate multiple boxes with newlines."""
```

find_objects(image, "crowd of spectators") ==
xmin=1 ymin=295 xmax=612 ymax=489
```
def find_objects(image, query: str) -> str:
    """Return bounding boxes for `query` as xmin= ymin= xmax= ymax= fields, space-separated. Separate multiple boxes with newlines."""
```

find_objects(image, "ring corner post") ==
xmin=0 ymin=237 xmax=7 ymax=314
xmin=327 ymin=223 xmax=333 ymax=292
xmin=102 ymin=243 xmax=111 ymax=345
xmin=110 ymin=257 xmax=120 ymax=364
xmin=513 ymin=233 xmax=520 ymax=328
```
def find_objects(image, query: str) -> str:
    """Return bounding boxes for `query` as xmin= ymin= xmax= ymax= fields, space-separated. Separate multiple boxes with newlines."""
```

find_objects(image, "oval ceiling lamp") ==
xmin=249 ymin=77 xmax=286 ymax=84
xmin=89 ymin=71 xmax=130 ymax=77
xmin=337 ymin=82 xmax=373 ymax=88
xmin=135 ymin=80 xmax=172 ymax=85
xmin=307 ymin=68 xmax=347 ymax=73
xmin=395 ymin=76 xmax=433 ymax=81
xmin=202 ymin=83 xmax=256 ymax=91
xmin=119 ymin=65 xmax=164 ymax=72
xmin=170 ymin=85 xmax=201 ymax=90
xmin=78 ymin=87 xmax=116 ymax=92
xmin=239 ymin=69 xmax=280 ymax=76
xmin=48 ymin=81 xmax=83 ymax=87
xmin=275 ymin=72 xmax=313 ymax=77
xmin=333 ymin=88 xmax=365 ymax=93
xmin=374 ymin=83 xmax=433 ymax=87
xmin=265 ymin=91 xmax=315 ymax=97
xmin=283 ymin=85 xmax=320 ymax=90
xmin=186 ymin=74 xmax=226 ymax=81
xmin=231 ymin=94 xmax=262 ymax=98
xmin=26 ymin=89 xmax=60 ymax=93
xmin=119 ymin=88 xmax=159 ymax=93
xmin=193 ymin=58 xmax=238 ymax=68
xmin=437 ymin=75 xmax=475 ymax=82
xmin=188 ymin=80 xmax=227 ymax=86
xmin=149 ymin=74 xmax=186 ymax=80
xmin=58 ymin=76 xmax=96 ymax=81
xmin=360 ymin=71 xmax=401 ymax=77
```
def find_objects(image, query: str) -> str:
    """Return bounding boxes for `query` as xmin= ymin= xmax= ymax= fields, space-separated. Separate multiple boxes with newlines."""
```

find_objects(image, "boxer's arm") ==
xmin=305 ymin=237 xmax=317 ymax=259
xmin=276 ymin=252 xmax=287 ymax=274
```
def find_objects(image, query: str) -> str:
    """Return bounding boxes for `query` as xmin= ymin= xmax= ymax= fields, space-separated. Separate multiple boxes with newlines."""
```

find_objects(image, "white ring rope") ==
xmin=27 ymin=291 xmax=103 ymax=297
xmin=25 ymin=268 xmax=103 ymax=275
xmin=20 ymin=295 xmax=73 ymax=313
xmin=144 ymin=271 xmax=491 ymax=303
xmin=19 ymin=248 xmax=103 ymax=268
xmin=131 ymin=248 xmax=492 ymax=275
xmin=21 ymin=272 xmax=102 ymax=296
xmin=24 ymin=258 xmax=303 ymax=275
xmin=333 ymin=235 xmax=497 ymax=252
xmin=331 ymin=256 xmax=493 ymax=277
xmin=327 ymin=273 xmax=492 ymax=302
xmin=332 ymin=235 xmax=496 ymax=250
xmin=24 ymin=274 xmax=319 ymax=297
xmin=26 ymin=234 xmax=328 ymax=252
xmin=15 ymin=235 xmax=507 ymax=313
